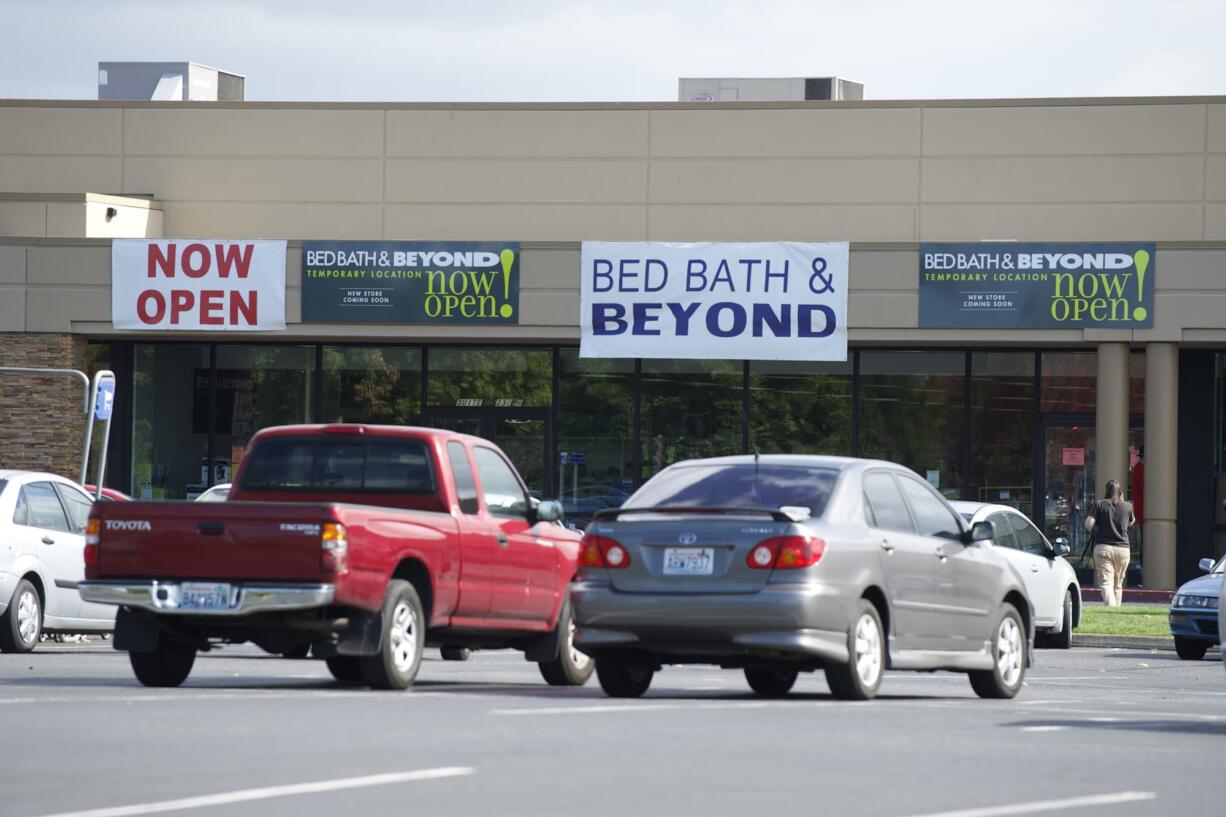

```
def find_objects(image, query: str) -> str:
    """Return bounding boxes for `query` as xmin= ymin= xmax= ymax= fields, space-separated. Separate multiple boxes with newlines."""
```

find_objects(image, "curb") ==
xmin=1071 ymin=633 xmax=1223 ymax=651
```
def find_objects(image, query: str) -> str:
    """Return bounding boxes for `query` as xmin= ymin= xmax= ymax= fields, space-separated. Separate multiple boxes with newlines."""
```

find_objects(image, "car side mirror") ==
xmin=964 ymin=520 xmax=995 ymax=545
xmin=1053 ymin=537 xmax=1071 ymax=557
xmin=1198 ymin=557 xmax=1215 ymax=573
xmin=535 ymin=499 xmax=565 ymax=523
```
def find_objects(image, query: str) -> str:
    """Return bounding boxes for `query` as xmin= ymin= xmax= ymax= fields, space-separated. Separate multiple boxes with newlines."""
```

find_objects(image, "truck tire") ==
xmin=440 ymin=646 xmax=471 ymax=661
xmin=129 ymin=641 xmax=196 ymax=688
xmin=595 ymin=654 xmax=653 ymax=698
xmin=360 ymin=580 xmax=425 ymax=690
xmin=325 ymin=656 xmax=364 ymax=683
xmin=538 ymin=597 xmax=594 ymax=686
xmin=969 ymin=602 xmax=1027 ymax=699
xmin=0 ymin=579 xmax=42 ymax=654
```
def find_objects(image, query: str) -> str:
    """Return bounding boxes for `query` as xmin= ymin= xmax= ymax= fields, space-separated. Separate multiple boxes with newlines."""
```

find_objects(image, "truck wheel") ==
xmin=360 ymin=580 xmax=425 ymax=690
xmin=969 ymin=603 xmax=1027 ymax=699
xmin=129 ymin=641 xmax=196 ymax=688
xmin=745 ymin=667 xmax=799 ymax=696
xmin=325 ymin=656 xmax=364 ymax=683
xmin=595 ymin=654 xmax=653 ymax=698
xmin=0 ymin=579 xmax=42 ymax=654
xmin=440 ymin=646 xmax=471 ymax=661
xmin=1174 ymin=636 xmax=1209 ymax=661
xmin=538 ymin=597 xmax=594 ymax=686
xmin=825 ymin=599 xmax=885 ymax=700
xmin=282 ymin=643 xmax=312 ymax=659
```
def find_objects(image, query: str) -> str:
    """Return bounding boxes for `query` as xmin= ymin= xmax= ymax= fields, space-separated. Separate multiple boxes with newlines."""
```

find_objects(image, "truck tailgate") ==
xmin=94 ymin=501 xmax=330 ymax=582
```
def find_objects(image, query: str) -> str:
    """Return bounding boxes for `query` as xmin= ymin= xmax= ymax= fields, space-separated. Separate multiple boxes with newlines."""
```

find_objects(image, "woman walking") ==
xmin=1084 ymin=479 xmax=1135 ymax=607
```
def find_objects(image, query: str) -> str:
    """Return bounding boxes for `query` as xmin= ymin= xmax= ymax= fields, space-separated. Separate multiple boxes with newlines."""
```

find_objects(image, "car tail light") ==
xmin=746 ymin=535 xmax=826 ymax=569
xmin=321 ymin=522 xmax=349 ymax=574
xmin=579 ymin=534 xmax=630 ymax=569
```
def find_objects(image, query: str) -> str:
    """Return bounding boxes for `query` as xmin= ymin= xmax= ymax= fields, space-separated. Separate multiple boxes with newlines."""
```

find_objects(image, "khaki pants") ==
xmin=1094 ymin=544 xmax=1131 ymax=607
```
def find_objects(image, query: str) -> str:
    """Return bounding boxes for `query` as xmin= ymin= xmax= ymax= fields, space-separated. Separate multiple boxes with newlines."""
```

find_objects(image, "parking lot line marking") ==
xmin=27 ymin=766 xmax=475 ymax=817
xmin=897 ymin=790 xmax=1155 ymax=817
xmin=1020 ymin=726 xmax=1069 ymax=732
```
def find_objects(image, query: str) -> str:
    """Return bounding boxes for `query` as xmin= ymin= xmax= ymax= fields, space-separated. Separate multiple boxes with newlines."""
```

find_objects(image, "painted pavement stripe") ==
xmin=896 ymin=790 xmax=1155 ymax=817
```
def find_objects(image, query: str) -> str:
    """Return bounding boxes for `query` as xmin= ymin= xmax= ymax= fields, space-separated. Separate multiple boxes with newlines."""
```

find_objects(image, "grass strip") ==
xmin=1078 ymin=605 xmax=1171 ymax=637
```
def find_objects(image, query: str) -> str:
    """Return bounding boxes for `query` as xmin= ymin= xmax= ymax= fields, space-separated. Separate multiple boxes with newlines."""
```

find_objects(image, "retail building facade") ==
xmin=3 ymin=96 xmax=1226 ymax=588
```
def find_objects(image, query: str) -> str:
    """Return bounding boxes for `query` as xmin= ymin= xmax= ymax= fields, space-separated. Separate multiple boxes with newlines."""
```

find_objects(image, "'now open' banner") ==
xmin=112 ymin=239 xmax=287 ymax=331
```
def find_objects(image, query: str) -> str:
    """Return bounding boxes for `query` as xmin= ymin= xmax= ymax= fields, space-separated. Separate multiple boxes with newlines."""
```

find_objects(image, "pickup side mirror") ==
xmin=535 ymin=499 xmax=565 ymax=523
xmin=1053 ymin=537 xmax=1071 ymax=557
xmin=963 ymin=520 xmax=996 ymax=545
xmin=1199 ymin=557 xmax=1216 ymax=573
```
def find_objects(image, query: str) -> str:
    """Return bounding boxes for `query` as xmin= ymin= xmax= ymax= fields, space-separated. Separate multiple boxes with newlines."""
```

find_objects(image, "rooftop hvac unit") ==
xmin=679 ymin=77 xmax=863 ymax=102
xmin=98 ymin=62 xmax=245 ymax=101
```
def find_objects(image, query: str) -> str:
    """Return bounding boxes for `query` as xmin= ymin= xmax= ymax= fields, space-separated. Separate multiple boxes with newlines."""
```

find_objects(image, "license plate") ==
xmin=663 ymin=548 xmax=715 ymax=576
xmin=180 ymin=582 xmax=232 ymax=610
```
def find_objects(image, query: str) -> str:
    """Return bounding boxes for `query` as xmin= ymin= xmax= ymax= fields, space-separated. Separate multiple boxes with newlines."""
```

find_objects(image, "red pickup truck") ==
xmin=79 ymin=424 xmax=593 ymax=691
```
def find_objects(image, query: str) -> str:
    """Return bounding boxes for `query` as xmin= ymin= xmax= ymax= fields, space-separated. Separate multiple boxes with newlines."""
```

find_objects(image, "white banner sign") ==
xmin=112 ymin=239 xmax=287 ymax=331
xmin=580 ymin=242 xmax=849 ymax=361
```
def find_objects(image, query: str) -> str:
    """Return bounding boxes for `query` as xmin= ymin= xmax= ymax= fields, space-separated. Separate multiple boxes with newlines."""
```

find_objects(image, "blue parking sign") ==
xmin=94 ymin=379 xmax=115 ymax=421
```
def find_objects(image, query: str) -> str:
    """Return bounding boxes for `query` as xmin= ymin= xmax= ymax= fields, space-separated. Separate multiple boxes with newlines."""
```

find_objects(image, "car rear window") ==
xmin=625 ymin=463 xmax=839 ymax=518
xmin=240 ymin=438 xmax=436 ymax=493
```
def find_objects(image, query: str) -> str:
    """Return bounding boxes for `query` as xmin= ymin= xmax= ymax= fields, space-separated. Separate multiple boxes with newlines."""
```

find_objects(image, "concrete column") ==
xmin=1143 ymin=343 xmax=1178 ymax=589
xmin=1095 ymin=343 xmax=1131 ymax=514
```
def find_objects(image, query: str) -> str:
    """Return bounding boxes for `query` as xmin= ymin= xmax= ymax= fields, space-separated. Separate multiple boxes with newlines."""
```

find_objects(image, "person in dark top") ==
xmin=1084 ymin=479 xmax=1135 ymax=607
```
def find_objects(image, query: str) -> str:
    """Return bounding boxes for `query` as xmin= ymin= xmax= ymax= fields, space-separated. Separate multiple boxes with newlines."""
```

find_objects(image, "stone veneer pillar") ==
xmin=0 ymin=332 xmax=91 ymax=480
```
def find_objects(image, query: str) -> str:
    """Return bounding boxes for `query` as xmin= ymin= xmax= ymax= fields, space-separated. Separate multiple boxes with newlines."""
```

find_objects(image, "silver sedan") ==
xmin=572 ymin=455 xmax=1033 ymax=700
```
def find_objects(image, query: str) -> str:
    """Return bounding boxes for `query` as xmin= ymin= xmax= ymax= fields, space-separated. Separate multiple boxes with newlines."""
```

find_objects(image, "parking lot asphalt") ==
xmin=1 ymin=643 xmax=1221 ymax=817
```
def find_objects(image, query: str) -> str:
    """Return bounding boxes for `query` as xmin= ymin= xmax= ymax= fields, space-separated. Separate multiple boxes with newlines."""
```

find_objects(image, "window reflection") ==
xmin=748 ymin=360 xmax=852 ymax=456
xmin=557 ymin=351 xmax=635 ymax=524
xmin=321 ymin=346 xmax=421 ymax=425
xmin=132 ymin=344 xmax=210 ymax=500
xmin=640 ymin=359 xmax=743 ymax=481
xmin=427 ymin=347 xmax=550 ymax=408
xmin=972 ymin=352 xmax=1034 ymax=515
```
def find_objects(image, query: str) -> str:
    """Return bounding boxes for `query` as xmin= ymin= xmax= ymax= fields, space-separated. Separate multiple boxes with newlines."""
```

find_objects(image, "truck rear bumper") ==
xmin=78 ymin=581 xmax=334 ymax=616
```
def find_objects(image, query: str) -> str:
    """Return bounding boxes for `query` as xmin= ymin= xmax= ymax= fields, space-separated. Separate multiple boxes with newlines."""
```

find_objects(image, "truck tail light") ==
xmin=579 ymin=534 xmax=630 ymax=569
xmin=84 ymin=518 xmax=100 ymax=569
xmin=321 ymin=522 xmax=349 ymax=575
xmin=746 ymin=535 xmax=825 ymax=570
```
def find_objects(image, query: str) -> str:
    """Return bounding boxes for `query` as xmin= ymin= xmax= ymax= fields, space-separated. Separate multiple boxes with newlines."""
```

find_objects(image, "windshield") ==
xmin=1214 ymin=557 xmax=1226 ymax=575
xmin=241 ymin=437 xmax=436 ymax=493
xmin=625 ymin=463 xmax=839 ymax=518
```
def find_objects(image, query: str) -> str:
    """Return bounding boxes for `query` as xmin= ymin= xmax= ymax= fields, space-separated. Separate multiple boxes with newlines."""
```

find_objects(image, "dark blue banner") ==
xmin=919 ymin=243 xmax=1155 ymax=328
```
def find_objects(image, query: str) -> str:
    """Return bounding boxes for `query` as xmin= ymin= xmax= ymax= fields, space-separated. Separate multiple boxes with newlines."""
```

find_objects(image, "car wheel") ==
xmin=1050 ymin=591 xmax=1074 ymax=650
xmin=129 ymin=641 xmax=196 ymax=687
xmin=825 ymin=599 xmax=886 ymax=701
xmin=281 ymin=643 xmax=312 ymax=659
xmin=359 ymin=580 xmax=425 ymax=690
xmin=1174 ymin=636 xmax=1209 ymax=661
xmin=440 ymin=646 xmax=471 ymax=661
xmin=325 ymin=656 xmax=365 ymax=683
xmin=969 ymin=602 xmax=1027 ymax=699
xmin=538 ymin=597 xmax=594 ymax=687
xmin=595 ymin=654 xmax=654 ymax=698
xmin=744 ymin=667 xmax=799 ymax=696
xmin=0 ymin=579 xmax=42 ymax=654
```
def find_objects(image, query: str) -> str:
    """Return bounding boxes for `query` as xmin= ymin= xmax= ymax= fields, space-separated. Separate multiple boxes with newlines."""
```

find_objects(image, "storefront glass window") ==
xmin=971 ymin=352 xmax=1035 ymax=515
xmin=213 ymin=345 xmax=314 ymax=492
xmin=859 ymin=351 xmax=965 ymax=498
xmin=556 ymin=351 xmax=636 ymax=523
xmin=132 ymin=344 xmax=210 ymax=500
xmin=321 ymin=346 xmax=421 ymax=425
xmin=640 ymin=359 xmax=743 ymax=481
xmin=1040 ymin=352 xmax=1096 ymax=414
xmin=427 ymin=347 xmax=551 ymax=409
xmin=748 ymin=360 xmax=853 ymax=456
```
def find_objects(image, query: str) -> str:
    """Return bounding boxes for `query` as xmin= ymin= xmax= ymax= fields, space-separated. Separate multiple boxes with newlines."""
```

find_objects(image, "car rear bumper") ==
xmin=1169 ymin=610 xmax=1220 ymax=642
xmin=78 ymin=581 xmax=335 ymax=616
xmin=571 ymin=580 xmax=853 ymax=664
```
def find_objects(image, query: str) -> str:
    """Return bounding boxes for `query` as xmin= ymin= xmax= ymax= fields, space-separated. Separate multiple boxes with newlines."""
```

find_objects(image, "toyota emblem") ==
xmin=678 ymin=532 xmax=698 ymax=545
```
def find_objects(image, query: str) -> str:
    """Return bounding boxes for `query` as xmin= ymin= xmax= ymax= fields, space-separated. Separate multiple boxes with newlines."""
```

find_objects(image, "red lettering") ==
xmin=147 ymin=244 xmax=176 ymax=278
xmin=230 ymin=290 xmax=258 ymax=325
xmin=182 ymin=243 xmax=211 ymax=278
xmin=215 ymin=243 xmax=254 ymax=279
xmin=136 ymin=290 xmax=165 ymax=323
xmin=169 ymin=290 xmax=194 ymax=324
xmin=199 ymin=290 xmax=224 ymax=325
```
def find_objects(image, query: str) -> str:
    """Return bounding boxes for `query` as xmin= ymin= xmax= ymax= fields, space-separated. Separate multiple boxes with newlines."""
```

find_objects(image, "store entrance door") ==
xmin=1039 ymin=423 xmax=1096 ymax=569
xmin=427 ymin=409 xmax=550 ymax=498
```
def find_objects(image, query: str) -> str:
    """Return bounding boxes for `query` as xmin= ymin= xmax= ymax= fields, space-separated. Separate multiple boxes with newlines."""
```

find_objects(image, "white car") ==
xmin=0 ymin=470 xmax=115 ymax=652
xmin=952 ymin=501 xmax=1081 ymax=648
xmin=194 ymin=483 xmax=231 ymax=502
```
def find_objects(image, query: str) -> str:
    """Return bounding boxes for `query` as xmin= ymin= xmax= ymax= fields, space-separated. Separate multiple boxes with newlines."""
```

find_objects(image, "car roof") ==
xmin=659 ymin=454 xmax=901 ymax=471
xmin=0 ymin=469 xmax=73 ymax=482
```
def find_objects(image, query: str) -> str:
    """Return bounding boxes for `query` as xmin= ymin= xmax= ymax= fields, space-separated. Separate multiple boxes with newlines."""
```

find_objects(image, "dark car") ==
xmin=1169 ymin=556 xmax=1223 ymax=660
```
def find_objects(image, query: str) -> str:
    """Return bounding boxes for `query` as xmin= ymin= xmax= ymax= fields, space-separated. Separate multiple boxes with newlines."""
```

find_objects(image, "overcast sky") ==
xmin=2 ymin=0 xmax=1224 ymax=102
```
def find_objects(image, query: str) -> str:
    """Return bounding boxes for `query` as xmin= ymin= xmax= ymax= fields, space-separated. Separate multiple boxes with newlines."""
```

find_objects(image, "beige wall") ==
xmin=0 ymin=98 xmax=1223 ymax=244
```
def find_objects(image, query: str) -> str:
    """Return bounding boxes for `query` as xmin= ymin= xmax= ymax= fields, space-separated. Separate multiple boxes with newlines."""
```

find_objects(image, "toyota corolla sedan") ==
xmin=1169 ymin=555 xmax=1223 ymax=660
xmin=952 ymin=502 xmax=1080 ymax=649
xmin=571 ymin=455 xmax=1034 ymax=701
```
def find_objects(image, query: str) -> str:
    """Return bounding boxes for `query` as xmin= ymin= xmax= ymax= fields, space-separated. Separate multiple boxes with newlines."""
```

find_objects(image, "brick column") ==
xmin=0 ymin=332 xmax=91 ymax=480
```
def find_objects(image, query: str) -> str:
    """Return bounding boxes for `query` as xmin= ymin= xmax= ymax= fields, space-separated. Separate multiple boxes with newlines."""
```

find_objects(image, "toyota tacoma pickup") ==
xmin=80 ymin=424 xmax=592 ymax=690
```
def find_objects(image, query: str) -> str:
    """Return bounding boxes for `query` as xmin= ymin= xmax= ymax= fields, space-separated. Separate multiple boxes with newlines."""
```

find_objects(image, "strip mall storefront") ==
xmin=4 ymin=96 xmax=1226 ymax=589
